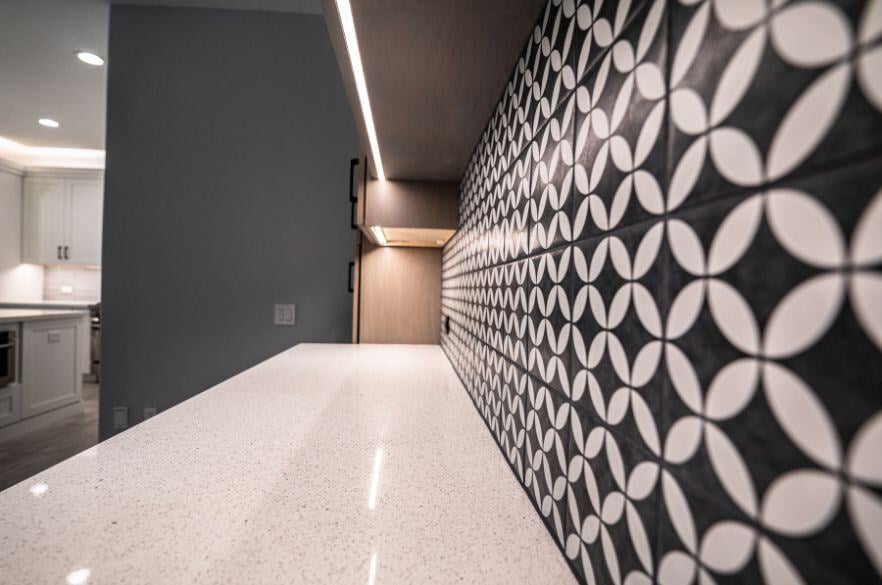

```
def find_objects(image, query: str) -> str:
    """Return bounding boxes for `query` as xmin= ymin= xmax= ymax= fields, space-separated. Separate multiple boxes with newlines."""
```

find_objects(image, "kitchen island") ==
xmin=0 ymin=309 xmax=88 ymax=436
xmin=0 ymin=344 xmax=575 ymax=584
xmin=0 ymin=304 xmax=96 ymax=378
xmin=0 ymin=308 xmax=89 ymax=324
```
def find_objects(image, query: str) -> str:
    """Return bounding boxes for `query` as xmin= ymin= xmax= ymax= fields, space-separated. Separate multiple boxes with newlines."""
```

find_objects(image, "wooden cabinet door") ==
xmin=66 ymin=179 xmax=103 ymax=265
xmin=22 ymin=178 xmax=66 ymax=264
xmin=21 ymin=319 xmax=81 ymax=418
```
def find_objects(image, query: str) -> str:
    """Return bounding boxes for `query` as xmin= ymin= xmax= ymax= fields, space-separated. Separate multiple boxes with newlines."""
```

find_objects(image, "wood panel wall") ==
xmin=358 ymin=241 xmax=441 ymax=344
xmin=365 ymin=179 xmax=459 ymax=229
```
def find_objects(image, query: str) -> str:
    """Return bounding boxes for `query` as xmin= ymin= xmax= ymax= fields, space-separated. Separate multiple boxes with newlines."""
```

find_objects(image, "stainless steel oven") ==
xmin=85 ymin=303 xmax=100 ymax=383
xmin=0 ymin=330 xmax=16 ymax=387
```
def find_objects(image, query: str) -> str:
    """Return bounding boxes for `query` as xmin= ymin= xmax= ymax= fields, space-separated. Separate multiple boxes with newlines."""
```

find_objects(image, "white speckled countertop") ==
xmin=0 ymin=308 xmax=89 ymax=324
xmin=0 ymin=344 xmax=576 ymax=585
xmin=0 ymin=301 xmax=97 ymax=310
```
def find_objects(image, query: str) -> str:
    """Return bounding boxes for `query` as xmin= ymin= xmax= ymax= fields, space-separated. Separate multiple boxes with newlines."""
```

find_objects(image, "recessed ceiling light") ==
xmin=38 ymin=118 xmax=60 ymax=128
xmin=76 ymin=51 xmax=104 ymax=66
xmin=335 ymin=0 xmax=385 ymax=181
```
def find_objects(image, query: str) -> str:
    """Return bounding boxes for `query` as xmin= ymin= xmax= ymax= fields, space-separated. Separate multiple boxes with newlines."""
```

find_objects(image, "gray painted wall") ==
xmin=102 ymin=6 xmax=357 ymax=438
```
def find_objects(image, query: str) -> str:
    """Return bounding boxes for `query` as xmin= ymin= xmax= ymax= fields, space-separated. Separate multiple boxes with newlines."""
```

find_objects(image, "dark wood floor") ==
xmin=0 ymin=383 xmax=99 ymax=492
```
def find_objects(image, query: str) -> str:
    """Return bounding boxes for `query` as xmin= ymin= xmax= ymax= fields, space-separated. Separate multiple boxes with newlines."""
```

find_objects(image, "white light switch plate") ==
xmin=274 ymin=304 xmax=296 ymax=326
xmin=113 ymin=406 xmax=128 ymax=429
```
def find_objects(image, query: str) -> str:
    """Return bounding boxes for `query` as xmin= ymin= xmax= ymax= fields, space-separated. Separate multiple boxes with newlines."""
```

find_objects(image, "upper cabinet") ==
xmin=22 ymin=171 xmax=103 ymax=266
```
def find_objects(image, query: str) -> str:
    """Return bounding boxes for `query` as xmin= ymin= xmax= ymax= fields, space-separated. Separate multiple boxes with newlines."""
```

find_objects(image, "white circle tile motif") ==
xmin=441 ymin=0 xmax=882 ymax=583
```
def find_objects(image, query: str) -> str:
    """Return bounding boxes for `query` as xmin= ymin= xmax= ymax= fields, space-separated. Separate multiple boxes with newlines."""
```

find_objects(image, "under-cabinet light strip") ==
xmin=370 ymin=226 xmax=387 ymax=246
xmin=335 ymin=0 xmax=386 ymax=181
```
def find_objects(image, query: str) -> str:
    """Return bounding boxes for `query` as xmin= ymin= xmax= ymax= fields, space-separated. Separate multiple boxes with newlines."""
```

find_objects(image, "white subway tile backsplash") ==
xmin=43 ymin=265 xmax=101 ymax=302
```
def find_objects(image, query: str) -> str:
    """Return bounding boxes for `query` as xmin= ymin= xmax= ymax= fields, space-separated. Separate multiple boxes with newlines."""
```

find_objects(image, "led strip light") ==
xmin=335 ymin=0 xmax=386 ymax=181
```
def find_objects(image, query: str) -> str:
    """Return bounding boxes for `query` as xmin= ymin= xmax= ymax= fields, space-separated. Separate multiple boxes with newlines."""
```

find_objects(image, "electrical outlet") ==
xmin=274 ymin=304 xmax=296 ymax=326
xmin=60 ymin=285 xmax=74 ymax=295
xmin=113 ymin=406 xmax=128 ymax=430
xmin=143 ymin=407 xmax=158 ymax=420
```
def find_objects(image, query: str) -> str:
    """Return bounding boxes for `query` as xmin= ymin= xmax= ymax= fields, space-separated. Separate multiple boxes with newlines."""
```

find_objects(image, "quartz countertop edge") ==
xmin=0 ymin=308 xmax=89 ymax=324
xmin=0 ymin=343 xmax=577 ymax=585
xmin=0 ymin=300 xmax=97 ymax=309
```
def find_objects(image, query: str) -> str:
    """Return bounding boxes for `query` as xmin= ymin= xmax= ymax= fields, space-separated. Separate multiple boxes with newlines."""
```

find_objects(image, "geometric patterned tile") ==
xmin=667 ymin=0 xmax=882 ymax=210
xmin=565 ymin=404 xmax=659 ymax=585
xmin=528 ymin=246 xmax=575 ymax=394
xmin=531 ymin=92 xmax=576 ymax=253
xmin=525 ymin=378 xmax=572 ymax=547
xmin=527 ymin=0 xmax=578 ymax=138
xmin=570 ymin=219 xmax=668 ymax=453
xmin=441 ymin=1 xmax=882 ymax=583
xmin=574 ymin=0 xmax=649 ymax=84
xmin=573 ymin=0 xmax=668 ymax=241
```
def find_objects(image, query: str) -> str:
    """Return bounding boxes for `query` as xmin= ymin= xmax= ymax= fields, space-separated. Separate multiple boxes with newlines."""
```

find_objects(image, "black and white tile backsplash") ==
xmin=440 ymin=0 xmax=882 ymax=583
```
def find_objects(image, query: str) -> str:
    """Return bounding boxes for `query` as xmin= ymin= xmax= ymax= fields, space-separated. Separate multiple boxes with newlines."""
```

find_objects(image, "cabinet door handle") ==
xmin=57 ymin=245 xmax=62 ymax=260
xmin=63 ymin=246 xmax=69 ymax=260
xmin=349 ymin=158 xmax=359 ymax=203
xmin=348 ymin=261 xmax=355 ymax=293
xmin=349 ymin=158 xmax=359 ymax=229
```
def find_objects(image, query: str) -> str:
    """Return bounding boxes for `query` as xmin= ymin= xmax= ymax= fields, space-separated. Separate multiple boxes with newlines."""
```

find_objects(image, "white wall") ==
xmin=0 ymin=165 xmax=44 ymax=300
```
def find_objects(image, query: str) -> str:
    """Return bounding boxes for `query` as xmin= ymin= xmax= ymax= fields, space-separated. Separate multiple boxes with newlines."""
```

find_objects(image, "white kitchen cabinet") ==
xmin=21 ymin=318 xmax=81 ymax=419
xmin=22 ymin=171 xmax=103 ymax=265
xmin=65 ymin=179 xmax=103 ymax=264
xmin=0 ymin=382 xmax=22 ymax=429
xmin=21 ymin=177 xmax=66 ymax=264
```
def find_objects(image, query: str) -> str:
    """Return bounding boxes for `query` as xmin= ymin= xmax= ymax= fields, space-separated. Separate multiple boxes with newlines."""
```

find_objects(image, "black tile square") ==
xmin=528 ymin=245 xmax=575 ymax=394
xmin=531 ymin=92 xmax=577 ymax=253
xmin=483 ymin=349 xmax=509 ymax=451
xmin=500 ymin=259 xmax=531 ymax=369
xmin=506 ymin=32 xmax=541 ymax=159
xmin=656 ymin=468 xmax=767 ymax=584
xmin=499 ymin=360 xmax=530 ymax=482
xmin=666 ymin=0 xmax=882 ymax=210
xmin=662 ymin=193 xmax=817 ymax=507
xmin=656 ymin=468 xmax=859 ymax=585
xmin=485 ymin=347 xmax=506 ymax=427
xmin=662 ymin=157 xmax=882 ymax=582
xmin=569 ymin=219 xmax=668 ymax=454
xmin=485 ymin=179 xmax=506 ymax=269
xmin=497 ymin=147 xmax=532 ymax=263
xmin=525 ymin=377 xmax=572 ymax=547
xmin=564 ymin=404 xmax=660 ymax=584
xmin=477 ymin=337 xmax=495 ymax=412
xmin=489 ymin=101 xmax=511 ymax=187
xmin=484 ymin=264 xmax=507 ymax=356
xmin=527 ymin=0 xmax=578 ymax=138
xmin=574 ymin=0 xmax=650 ymax=83
xmin=573 ymin=0 xmax=668 ymax=241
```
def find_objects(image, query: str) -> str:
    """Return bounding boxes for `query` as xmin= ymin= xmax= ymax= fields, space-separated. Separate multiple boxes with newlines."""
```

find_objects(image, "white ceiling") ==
xmin=0 ymin=0 xmax=321 ymax=152
xmin=0 ymin=0 xmax=110 ymax=149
